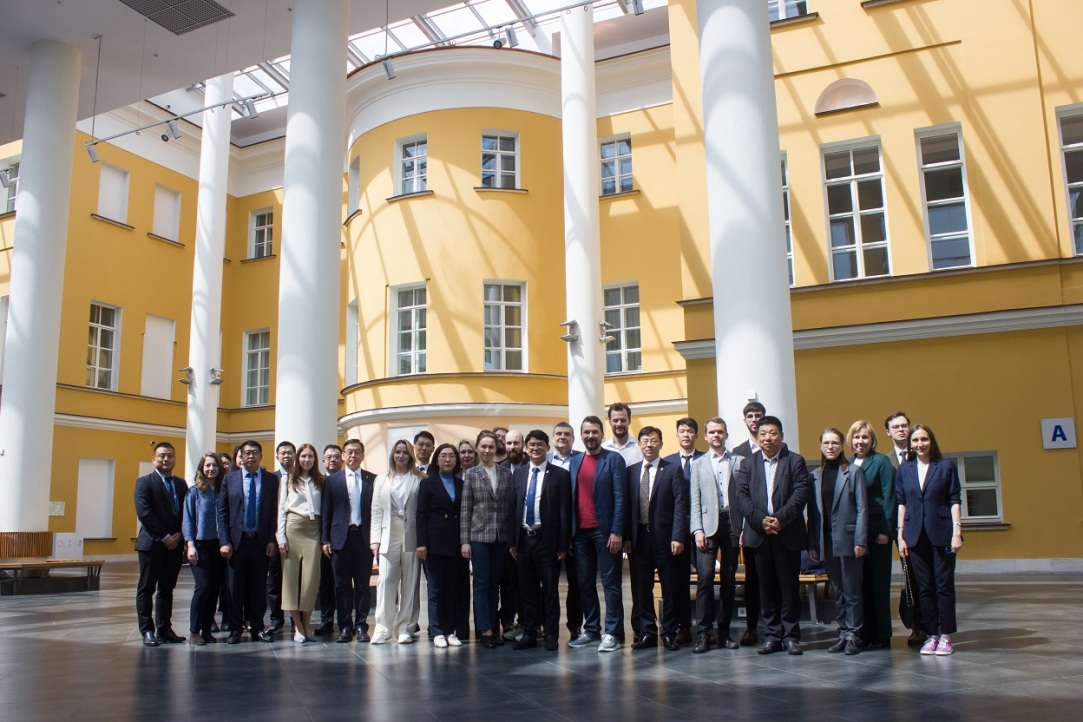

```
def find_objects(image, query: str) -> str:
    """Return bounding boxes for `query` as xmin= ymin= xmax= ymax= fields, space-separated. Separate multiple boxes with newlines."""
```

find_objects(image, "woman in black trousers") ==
xmin=182 ymin=453 xmax=226 ymax=644
xmin=417 ymin=443 xmax=470 ymax=648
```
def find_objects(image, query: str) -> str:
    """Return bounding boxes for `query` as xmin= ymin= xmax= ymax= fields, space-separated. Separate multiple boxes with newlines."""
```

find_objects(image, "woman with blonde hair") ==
xmin=370 ymin=439 xmax=425 ymax=644
xmin=458 ymin=438 xmax=479 ymax=471
xmin=277 ymin=442 xmax=325 ymax=642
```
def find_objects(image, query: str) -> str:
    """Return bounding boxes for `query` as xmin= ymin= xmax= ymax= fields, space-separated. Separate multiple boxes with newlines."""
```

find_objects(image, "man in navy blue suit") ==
xmin=662 ymin=416 xmax=704 ymax=644
xmin=218 ymin=439 xmax=280 ymax=643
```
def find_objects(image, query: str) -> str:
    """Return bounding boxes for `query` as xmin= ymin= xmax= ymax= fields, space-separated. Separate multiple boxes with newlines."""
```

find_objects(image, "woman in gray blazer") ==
xmin=808 ymin=428 xmax=868 ymax=655
xmin=460 ymin=431 xmax=514 ymax=648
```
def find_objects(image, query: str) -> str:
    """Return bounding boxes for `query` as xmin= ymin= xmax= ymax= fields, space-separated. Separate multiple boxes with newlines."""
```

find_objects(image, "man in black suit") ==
xmin=322 ymin=437 xmax=376 ymax=643
xmin=218 ymin=439 xmax=280 ymax=643
xmin=626 ymin=426 xmax=687 ymax=651
xmin=134 ymin=441 xmax=188 ymax=646
xmin=735 ymin=415 xmax=811 ymax=655
xmin=730 ymin=401 xmax=767 ymax=646
xmin=508 ymin=429 xmax=572 ymax=651
xmin=265 ymin=440 xmax=295 ymax=634
xmin=661 ymin=416 xmax=704 ymax=645
xmin=314 ymin=443 xmax=343 ymax=637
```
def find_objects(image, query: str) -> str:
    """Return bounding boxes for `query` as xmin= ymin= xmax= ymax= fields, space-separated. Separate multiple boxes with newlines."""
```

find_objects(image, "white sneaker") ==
xmin=397 ymin=632 xmax=413 ymax=644
xmin=434 ymin=635 xmax=448 ymax=648
xmin=935 ymin=635 xmax=954 ymax=656
xmin=371 ymin=631 xmax=389 ymax=645
xmin=598 ymin=634 xmax=621 ymax=653
xmin=294 ymin=631 xmax=307 ymax=644
xmin=447 ymin=634 xmax=462 ymax=647
xmin=919 ymin=635 xmax=940 ymax=655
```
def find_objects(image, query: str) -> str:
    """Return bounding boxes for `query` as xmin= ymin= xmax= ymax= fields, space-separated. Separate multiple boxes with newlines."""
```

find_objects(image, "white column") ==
xmin=274 ymin=0 xmax=348 ymax=448
xmin=183 ymin=74 xmax=233 ymax=479
xmin=0 ymin=41 xmax=81 ymax=531
xmin=697 ymin=0 xmax=799 ymax=447
xmin=561 ymin=5 xmax=605 ymax=429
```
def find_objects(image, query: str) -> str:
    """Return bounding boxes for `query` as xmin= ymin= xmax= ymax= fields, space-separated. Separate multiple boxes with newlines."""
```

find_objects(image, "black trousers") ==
xmin=424 ymin=553 xmax=470 ymax=638
xmin=227 ymin=535 xmax=271 ymax=633
xmin=318 ymin=553 xmax=337 ymax=625
xmin=266 ymin=550 xmax=284 ymax=626
xmin=563 ymin=552 xmax=583 ymax=635
xmin=752 ymin=537 xmax=801 ymax=643
xmin=695 ymin=522 xmax=740 ymax=635
xmin=629 ymin=525 xmax=676 ymax=637
xmin=670 ymin=537 xmax=694 ymax=631
xmin=498 ymin=554 xmax=520 ymax=627
xmin=331 ymin=527 xmax=373 ymax=632
xmin=908 ymin=528 xmax=957 ymax=635
xmin=136 ymin=546 xmax=183 ymax=634
xmin=742 ymin=548 xmax=761 ymax=632
xmin=516 ymin=531 xmax=560 ymax=640
xmin=189 ymin=540 xmax=225 ymax=634
xmin=860 ymin=540 xmax=894 ymax=643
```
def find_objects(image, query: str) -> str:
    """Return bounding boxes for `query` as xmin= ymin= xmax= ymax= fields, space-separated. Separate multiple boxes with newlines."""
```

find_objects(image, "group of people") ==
xmin=133 ymin=403 xmax=962 ymax=657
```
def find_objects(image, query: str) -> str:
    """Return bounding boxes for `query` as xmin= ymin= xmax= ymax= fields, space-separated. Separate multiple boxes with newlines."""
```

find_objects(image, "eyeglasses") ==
xmin=525 ymin=442 xmax=548 ymax=450
xmin=889 ymin=424 xmax=908 ymax=430
xmin=437 ymin=452 xmax=457 ymax=459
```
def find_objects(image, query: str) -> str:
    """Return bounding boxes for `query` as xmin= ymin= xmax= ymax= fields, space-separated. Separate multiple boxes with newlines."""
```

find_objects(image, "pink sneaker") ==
xmin=919 ymin=635 xmax=940 ymax=655
xmin=935 ymin=635 xmax=954 ymax=655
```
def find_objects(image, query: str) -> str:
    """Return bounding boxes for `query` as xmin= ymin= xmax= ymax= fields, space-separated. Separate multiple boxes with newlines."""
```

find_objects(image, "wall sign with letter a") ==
xmin=1041 ymin=418 xmax=1076 ymax=449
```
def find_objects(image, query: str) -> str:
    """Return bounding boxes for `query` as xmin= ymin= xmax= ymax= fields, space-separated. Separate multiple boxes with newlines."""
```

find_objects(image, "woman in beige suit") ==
xmin=460 ymin=431 xmax=514 ymax=648
xmin=370 ymin=440 xmax=425 ymax=644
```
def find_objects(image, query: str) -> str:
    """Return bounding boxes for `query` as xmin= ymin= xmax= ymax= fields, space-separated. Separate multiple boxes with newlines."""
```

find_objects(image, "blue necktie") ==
xmin=245 ymin=473 xmax=258 ymax=531
xmin=164 ymin=475 xmax=178 ymax=514
xmin=682 ymin=455 xmax=692 ymax=481
xmin=525 ymin=467 xmax=539 ymax=527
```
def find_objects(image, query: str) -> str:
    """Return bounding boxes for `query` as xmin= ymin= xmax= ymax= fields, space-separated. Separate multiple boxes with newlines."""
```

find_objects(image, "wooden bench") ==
xmin=0 ymin=532 xmax=105 ymax=596
xmin=655 ymin=566 xmax=832 ymax=624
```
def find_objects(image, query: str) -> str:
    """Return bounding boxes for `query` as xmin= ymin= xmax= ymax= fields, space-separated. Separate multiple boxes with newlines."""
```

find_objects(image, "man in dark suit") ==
xmin=314 ymin=443 xmax=343 ymax=636
xmin=662 ymin=416 xmax=704 ymax=645
xmin=134 ymin=441 xmax=188 ymax=646
xmin=498 ymin=428 xmax=526 ymax=639
xmin=265 ymin=440 xmax=295 ymax=634
xmin=567 ymin=415 xmax=627 ymax=652
xmin=321 ymin=437 xmax=376 ymax=643
xmin=626 ymin=426 xmax=687 ymax=651
xmin=547 ymin=421 xmax=584 ymax=640
xmin=217 ymin=439 xmax=280 ymax=643
xmin=735 ymin=415 xmax=811 ymax=655
xmin=689 ymin=417 xmax=744 ymax=653
xmin=884 ymin=410 xmax=925 ymax=646
xmin=508 ymin=429 xmax=572 ymax=651
xmin=730 ymin=401 xmax=768 ymax=646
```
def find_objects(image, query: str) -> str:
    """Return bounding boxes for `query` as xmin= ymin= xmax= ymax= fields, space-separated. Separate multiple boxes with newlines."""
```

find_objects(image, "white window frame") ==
xmin=97 ymin=162 xmax=130 ymax=224
xmin=946 ymin=451 xmax=1003 ymax=523
xmin=917 ymin=124 xmax=975 ymax=270
xmin=769 ymin=0 xmax=809 ymax=21
xmin=242 ymin=329 xmax=271 ymax=407
xmin=481 ymin=131 xmax=519 ymax=189
xmin=87 ymin=301 xmax=121 ymax=391
xmin=391 ymin=284 xmax=427 ymax=376
xmin=483 ymin=281 xmax=526 ymax=372
xmin=821 ymin=139 xmax=891 ymax=282
xmin=2 ymin=162 xmax=19 ymax=214
xmin=600 ymin=135 xmax=633 ymax=196
xmin=603 ymin=283 xmax=642 ymax=374
xmin=249 ymin=208 xmax=274 ymax=259
xmin=152 ymin=184 xmax=181 ymax=241
xmin=397 ymin=135 xmax=428 ymax=195
xmin=1057 ymin=107 xmax=1083 ymax=255
xmin=781 ymin=155 xmax=794 ymax=286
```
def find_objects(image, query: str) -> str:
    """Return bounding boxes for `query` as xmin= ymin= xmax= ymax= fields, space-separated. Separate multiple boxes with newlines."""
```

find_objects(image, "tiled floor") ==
xmin=0 ymin=563 xmax=1080 ymax=721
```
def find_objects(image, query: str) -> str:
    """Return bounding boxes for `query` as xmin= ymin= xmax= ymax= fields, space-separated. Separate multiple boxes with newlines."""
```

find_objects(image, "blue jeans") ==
xmin=470 ymin=541 xmax=507 ymax=634
xmin=574 ymin=528 xmax=624 ymax=638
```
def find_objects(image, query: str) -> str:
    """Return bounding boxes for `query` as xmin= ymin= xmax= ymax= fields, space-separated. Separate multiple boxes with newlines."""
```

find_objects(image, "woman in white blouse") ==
xmin=370 ymin=440 xmax=425 ymax=644
xmin=277 ymin=442 xmax=324 ymax=642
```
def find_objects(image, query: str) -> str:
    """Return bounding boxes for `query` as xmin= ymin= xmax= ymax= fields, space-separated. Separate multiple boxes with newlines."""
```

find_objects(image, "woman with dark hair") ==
xmin=460 ymin=431 xmax=514 ymax=648
xmin=458 ymin=439 xmax=479 ymax=471
xmin=847 ymin=419 xmax=895 ymax=648
xmin=182 ymin=452 xmax=225 ymax=645
xmin=277 ymin=442 xmax=325 ymax=642
xmin=418 ymin=443 xmax=470 ymax=648
xmin=370 ymin=440 xmax=425 ymax=644
xmin=808 ymin=428 xmax=868 ymax=655
xmin=896 ymin=424 xmax=963 ymax=655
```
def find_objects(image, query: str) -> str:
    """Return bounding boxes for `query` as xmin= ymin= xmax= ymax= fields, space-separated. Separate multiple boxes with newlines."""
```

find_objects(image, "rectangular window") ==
xmin=948 ymin=452 xmax=1002 ymax=522
xmin=250 ymin=209 xmax=274 ymax=258
xmin=782 ymin=156 xmax=794 ymax=286
xmin=76 ymin=458 xmax=115 ymax=539
xmin=1059 ymin=113 xmax=1083 ymax=254
xmin=97 ymin=163 xmax=130 ymax=224
xmin=2 ymin=162 xmax=18 ymax=214
xmin=87 ymin=302 xmax=120 ymax=391
xmin=918 ymin=129 xmax=973 ymax=269
xmin=152 ymin=184 xmax=181 ymax=241
xmin=243 ymin=329 xmax=271 ymax=406
xmin=400 ymin=137 xmax=428 ymax=195
xmin=769 ymin=0 xmax=809 ymax=21
xmin=483 ymin=282 xmax=524 ymax=372
xmin=481 ymin=133 xmax=518 ymax=189
xmin=823 ymin=143 xmax=890 ymax=281
xmin=600 ymin=136 xmax=633 ymax=195
xmin=140 ymin=315 xmax=175 ymax=399
xmin=393 ymin=285 xmax=427 ymax=375
xmin=603 ymin=284 xmax=642 ymax=373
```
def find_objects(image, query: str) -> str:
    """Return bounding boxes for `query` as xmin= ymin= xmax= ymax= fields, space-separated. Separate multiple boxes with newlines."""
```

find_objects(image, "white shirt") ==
xmin=482 ymin=464 xmax=498 ymax=493
xmin=522 ymin=461 xmax=547 ymax=528
xmin=895 ymin=447 xmax=908 ymax=466
xmin=917 ymin=460 xmax=929 ymax=490
xmin=854 ymin=456 xmax=866 ymax=468
xmin=276 ymin=476 xmax=322 ymax=544
xmin=346 ymin=467 xmax=365 ymax=526
xmin=763 ymin=453 xmax=780 ymax=515
xmin=604 ymin=437 xmax=643 ymax=465
xmin=711 ymin=451 xmax=731 ymax=509
xmin=390 ymin=472 xmax=411 ymax=517
xmin=548 ymin=451 xmax=575 ymax=471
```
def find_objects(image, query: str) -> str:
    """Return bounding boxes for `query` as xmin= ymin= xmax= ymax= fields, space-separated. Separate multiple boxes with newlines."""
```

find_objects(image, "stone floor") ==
xmin=0 ymin=563 xmax=1081 ymax=721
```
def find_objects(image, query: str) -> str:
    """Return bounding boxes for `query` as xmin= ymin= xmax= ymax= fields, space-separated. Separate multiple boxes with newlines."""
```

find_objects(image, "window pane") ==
xmin=827 ymin=184 xmax=853 ymax=214
xmin=100 ymin=307 xmax=115 ymax=326
xmin=619 ymin=158 xmax=632 ymax=176
xmin=964 ymin=456 xmax=996 ymax=484
xmin=624 ymin=306 xmax=640 ymax=327
xmin=500 ymin=156 xmax=515 ymax=172
xmin=862 ymin=245 xmax=890 ymax=277
xmin=921 ymin=135 xmax=960 ymax=165
xmin=605 ymin=308 xmax=621 ymax=327
xmin=481 ymin=136 xmax=497 ymax=151
xmin=603 ymin=288 xmax=621 ymax=306
xmin=928 ymin=203 xmax=968 ymax=235
xmin=625 ymin=328 xmax=641 ymax=349
xmin=830 ymin=218 xmax=855 ymax=248
xmin=483 ymin=284 xmax=500 ymax=302
xmin=965 ymin=488 xmax=999 ymax=517
xmin=602 ymin=178 xmax=616 ymax=195
xmin=824 ymin=151 xmax=851 ymax=180
xmin=504 ymin=305 xmax=521 ymax=327
xmin=924 ymin=168 xmax=965 ymax=202
xmin=832 ymin=249 xmax=857 ymax=280
xmin=627 ymin=350 xmax=642 ymax=371
xmin=398 ymin=357 xmax=412 ymax=375
xmin=399 ymin=332 xmax=412 ymax=352
xmin=857 ymin=180 xmax=883 ymax=210
xmin=504 ymin=328 xmax=521 ymax=348
xmin=1063 ymin=115 xmax=1083 ymax=146
xmin=1075 ymin=223 xmax=1083 ymax=255
xmin=601 ymin=142 xmax=616 ymax=159
xmin=505 ymin=350 xmax=522 ymax=370
xmin=484 ymin=328 xmax=500 ymax=347
xmin=606 ymin=355 xmax=622 ymax=374
xmin=482 ymin=154 xmax=495 ymax=171
xmin=852 ymin=147 xmax=880 ymax=175
xmin=500 ymin=137 xmax=516 ymax=152
xmin=860 ymin=213 xmax=887 ymax=245
xmin=498 ymin=175 xmax=516 ymax=189
xmin=1065 ymin=149 xmax=1083 ymax=185
xmin=417 ymin=354 xmax=426 ymax=373
xmin=931 ymin=237 xmax=972 ymax=268
xmin=624 ymin=285 xmax=639 ymax=304
xmin=617 ymin=139 xmax=631 ymax=155
xmin=503 ymin=285 xmax=521 ymax=303
xmin=619 ymin=176 xmax=633 ymax=193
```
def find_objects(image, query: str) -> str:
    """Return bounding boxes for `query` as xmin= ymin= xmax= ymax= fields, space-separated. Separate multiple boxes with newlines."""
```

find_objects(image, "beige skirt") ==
xmin=282 ymin=513 xmax=321 ymax=613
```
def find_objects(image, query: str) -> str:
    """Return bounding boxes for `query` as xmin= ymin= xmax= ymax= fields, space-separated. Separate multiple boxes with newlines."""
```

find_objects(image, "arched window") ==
xmin=815 ymin=79 xmax=878 ymax=116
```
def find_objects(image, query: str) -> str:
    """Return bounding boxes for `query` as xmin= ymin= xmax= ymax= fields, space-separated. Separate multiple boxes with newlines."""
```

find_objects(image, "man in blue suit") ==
xmin=217 ymin=439 xmax=280 ymax=643
xmin=662 ymin=416 xmax=705 ymax=644
xmin=548 ymin=421 xmax=584 ymax=640
xmin=567 ymin=415 xmax=627 ymax=652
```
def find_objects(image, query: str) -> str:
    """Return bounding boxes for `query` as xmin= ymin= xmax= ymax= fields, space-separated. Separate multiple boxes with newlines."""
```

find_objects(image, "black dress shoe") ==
xmin=662 ymin=635 xmax=680 ymax=651
xmin=544 ymin=637 xmax=559 ymax=651
xmin=157 ymin=629 xmax=186 ymax=644
xmin=355 ymin=629 xmax=370 ymax=643
xmin=740 ymin=630 xmax=758 ymax=646
xmin=693 ymin=633 xmax=712 ymax=654
xmin=907 ymin=629 xmax=925 ymax=647
xmin=481 ymin=635 xmax=496 ymax=649
xmin=315 ymin=621 xmax=335 ymax=637
xmin=268 ymin=622 xmax=283 ymax=634
xmin=512 ymin=636 xmax=538 ymax=650
xmin=828 ymin=639 xmax=847 ymax=653
xmin=784 ymin=640 xmax=803 ymax=655
xmin=757 ymin=640 xmax=781 ymax=655
xmin=201 ymin=629 xmax=217 ymax=644
xmin=720 ymin=636 xmax=739 ymax=650
xmin=255 ymin=629 xmax=275 ymax=643
xmin=336 ymin=628 xmax=354 ymax=643
xmin=675 ymin=627 xmax=692 ymax=645
xmin=866 ymin=639 xmax=887 ymax=649
xmin=142 ymin=631 xmax=160 ymax=647
xmin=844 ymin=640 xmax=860 ymax=655
xmin=631 ymin=634 xmax=658 ymax=650
xmin=226 ymin=633 xmax=241 ymax=645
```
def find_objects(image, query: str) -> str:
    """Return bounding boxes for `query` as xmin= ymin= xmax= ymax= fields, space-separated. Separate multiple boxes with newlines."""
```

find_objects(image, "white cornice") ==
xmin=340 ymin=401 xmax=569 ymax=428
xmin=674 ymin=304 xmax=1083 ymax=359
xmin=596 ymin=46 xmax=673 ymax=117
xmin=55 ymin=413 xmax=185 ymax=438
xmin=228 ymin=138 xmax=285 ymax=197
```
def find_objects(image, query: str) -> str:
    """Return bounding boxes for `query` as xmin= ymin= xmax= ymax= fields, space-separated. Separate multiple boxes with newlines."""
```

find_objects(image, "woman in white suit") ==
xmin=807 ymin=428 xmax=868 ymax=655
xmin=370 ymin=440 xmax=425 ymax=644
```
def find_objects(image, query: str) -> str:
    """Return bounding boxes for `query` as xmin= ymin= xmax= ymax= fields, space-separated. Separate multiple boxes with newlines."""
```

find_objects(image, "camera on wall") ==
xmin=161 ymin=120 xmax=181 ymax=143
